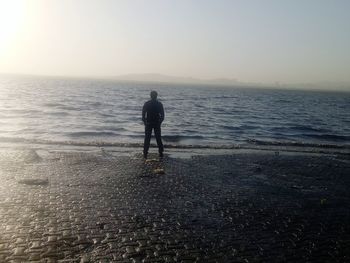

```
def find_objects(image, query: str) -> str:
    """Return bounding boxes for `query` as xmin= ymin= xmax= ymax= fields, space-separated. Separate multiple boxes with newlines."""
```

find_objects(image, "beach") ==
xmin=0 ymin=146 xmax=349 ymax=262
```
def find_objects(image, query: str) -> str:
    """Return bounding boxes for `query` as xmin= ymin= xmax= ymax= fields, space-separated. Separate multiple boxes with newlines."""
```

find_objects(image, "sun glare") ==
xmin=0 ymin=0 xmax=25 ymax=54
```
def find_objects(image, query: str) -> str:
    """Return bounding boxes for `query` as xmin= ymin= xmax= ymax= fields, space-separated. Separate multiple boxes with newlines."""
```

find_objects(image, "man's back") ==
xmin=142 ymin=99 xmax=164 ymax=125
xmin=142 ymin=91 xmax=164 ymax=159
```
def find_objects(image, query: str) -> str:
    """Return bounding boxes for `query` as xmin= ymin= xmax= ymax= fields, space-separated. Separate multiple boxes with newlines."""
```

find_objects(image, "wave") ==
xmin=211 ymin=96 xmax=238 ymax=99
xmin=89 ymin=102 xmax=103 ymax=107
xmin=247 ymin=138 xmax=349 ymax=149
xmin=0 ymin=136 xmax=217 ymax=148
xmin=43 ymin=102 xmax=65 ymax=107
xmin=57 ymin=106 xmax=81 ymax=111
xmin=239 ymin=124 xmax=259 ymax=130
xmin=98 ymin=113 xmax=116 ymax=118
xmin=46 ymin=111 xmax=70 ymax=116
xmin=76 ymin=134 xmax=210 ymax=142
xmin=300 ymin=133 xmax=350 ymax=141
xmin=272 ymin=125 xmax=330 ymax=133
xmin=94 ymin=126 xmax=127 ymax=132
xmin=67 ymin=131 xmax=120 ymax=137
xmin=0 ymin=136 xmax=349 ymax=151
xmin=162 ymin=135 xmax=205 ymax=142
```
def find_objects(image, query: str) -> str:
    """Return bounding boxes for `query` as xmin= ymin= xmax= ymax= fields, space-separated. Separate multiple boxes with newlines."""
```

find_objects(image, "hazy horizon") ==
xmin=1 ymin=0 xmax=350 ymax=88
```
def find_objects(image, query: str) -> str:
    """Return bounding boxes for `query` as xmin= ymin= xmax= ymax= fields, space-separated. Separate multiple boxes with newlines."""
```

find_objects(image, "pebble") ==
xmin=153 ymin=168 xmax=165 ymax=175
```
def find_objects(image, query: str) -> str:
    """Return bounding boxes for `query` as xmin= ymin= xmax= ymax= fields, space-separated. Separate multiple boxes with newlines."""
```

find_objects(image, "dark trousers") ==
xmin=143 ymin=123 xmax=164 ymax=154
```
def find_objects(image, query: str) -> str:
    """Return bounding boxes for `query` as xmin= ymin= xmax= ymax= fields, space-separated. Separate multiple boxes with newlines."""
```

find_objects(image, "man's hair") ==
xmin=150 ymin=91 xmax=158 ymax=99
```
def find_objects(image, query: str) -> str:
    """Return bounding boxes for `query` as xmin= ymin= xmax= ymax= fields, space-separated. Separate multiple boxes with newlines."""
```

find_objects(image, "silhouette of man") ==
xmin=142 ymin=91 xmax=164 ymax=159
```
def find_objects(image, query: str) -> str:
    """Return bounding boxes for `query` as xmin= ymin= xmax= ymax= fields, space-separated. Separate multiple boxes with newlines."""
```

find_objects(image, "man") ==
xmin=142 ymin=91 xmax=164 ymax=159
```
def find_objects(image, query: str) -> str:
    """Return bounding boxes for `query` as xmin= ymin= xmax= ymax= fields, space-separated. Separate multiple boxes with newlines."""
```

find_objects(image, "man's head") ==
xmin=150 ymin=91 xmax=158 ymax=100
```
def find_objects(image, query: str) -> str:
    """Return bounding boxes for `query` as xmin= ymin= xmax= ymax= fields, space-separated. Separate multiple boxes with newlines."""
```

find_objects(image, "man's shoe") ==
xmin=143 ymin=152 xmax=148 ymax=159
xmin=159 ymin=152 xmax=164 ymax=158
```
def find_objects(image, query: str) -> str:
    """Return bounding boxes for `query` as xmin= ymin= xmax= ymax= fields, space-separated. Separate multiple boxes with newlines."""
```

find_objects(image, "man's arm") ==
xmin=142 ymin=103 xmax=147 ymax=124
xmin=159 ymin=103 xmax=164 ymax=123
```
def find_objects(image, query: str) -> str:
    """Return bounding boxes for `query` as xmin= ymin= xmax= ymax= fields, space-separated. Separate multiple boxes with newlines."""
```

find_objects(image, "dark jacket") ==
xmin=142 ymin=99 xmax=164 ymax=125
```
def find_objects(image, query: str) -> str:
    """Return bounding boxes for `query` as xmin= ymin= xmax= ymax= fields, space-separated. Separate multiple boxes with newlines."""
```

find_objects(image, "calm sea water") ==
xmin=0 ymin=75 xmax=349 ymax=148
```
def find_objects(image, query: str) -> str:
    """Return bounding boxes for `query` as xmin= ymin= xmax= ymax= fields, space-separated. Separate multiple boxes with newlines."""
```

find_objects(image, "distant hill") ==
xmin=114 ymin=73 xmax=248 ymax=87
xmin=286 ymin=81 xmax=350 ymax=92
xmin=113 ymin=74 xmax=350 ymax=91
xmin=1 ymin=72 xmax=348 ymax=91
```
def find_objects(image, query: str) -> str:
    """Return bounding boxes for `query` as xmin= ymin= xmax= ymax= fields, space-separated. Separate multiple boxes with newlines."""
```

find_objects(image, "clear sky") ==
xmin=0 ymin=0 xmax=349 ymax=84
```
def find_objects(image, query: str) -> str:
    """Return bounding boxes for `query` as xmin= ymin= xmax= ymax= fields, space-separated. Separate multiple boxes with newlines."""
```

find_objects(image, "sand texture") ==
xmin=0 ymin=148 xmax=349 ymax=262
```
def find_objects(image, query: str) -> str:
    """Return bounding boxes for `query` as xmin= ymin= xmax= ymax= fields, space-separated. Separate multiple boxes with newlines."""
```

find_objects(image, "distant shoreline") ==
xmin=1 ymin=72 xmax=349 ymax=92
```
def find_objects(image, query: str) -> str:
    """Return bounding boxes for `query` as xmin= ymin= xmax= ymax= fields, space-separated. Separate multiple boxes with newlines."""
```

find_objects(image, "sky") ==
xmin=0 ymin=0 xmax=349 ymax=84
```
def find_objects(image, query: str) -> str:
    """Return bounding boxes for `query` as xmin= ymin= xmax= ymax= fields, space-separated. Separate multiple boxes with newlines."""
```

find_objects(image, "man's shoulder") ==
xmin=144 ymin=100 xmax=152 ymax=106
xmin=145 ymin=99 xmax=162 ymax=105
xmin=144 ymin=100 xmax=163 ymax=110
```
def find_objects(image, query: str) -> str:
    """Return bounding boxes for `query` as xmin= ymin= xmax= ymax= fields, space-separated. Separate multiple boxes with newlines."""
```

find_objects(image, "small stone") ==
xmin=153 ymin=168 xmax=165 ymax=175
xmin=17 ymin=178 xmax=49 ymax=185
xmin=30 ymin=241 xmax=42 ymax=249
xmin=126 ymin=246 xmax=135 ymax=253
xmin=145 ymin=159 xmax=159 ymax=163
xmin=13 ymin=247 xmax=25 ymax=256
xmin=80 ymin=254 xmax=90 ymax=263
xmin=47 ymin=236 xmax=57 ymax=243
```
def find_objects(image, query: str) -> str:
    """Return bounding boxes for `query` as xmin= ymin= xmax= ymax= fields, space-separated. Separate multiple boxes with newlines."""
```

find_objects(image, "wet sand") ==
xmin=0 ymin=147 xmax=349 ymax=262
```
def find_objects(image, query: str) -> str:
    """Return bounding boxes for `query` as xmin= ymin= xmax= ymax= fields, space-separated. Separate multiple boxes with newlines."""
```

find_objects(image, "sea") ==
xmin=0 ymin=75 xmax=349 ymax=150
